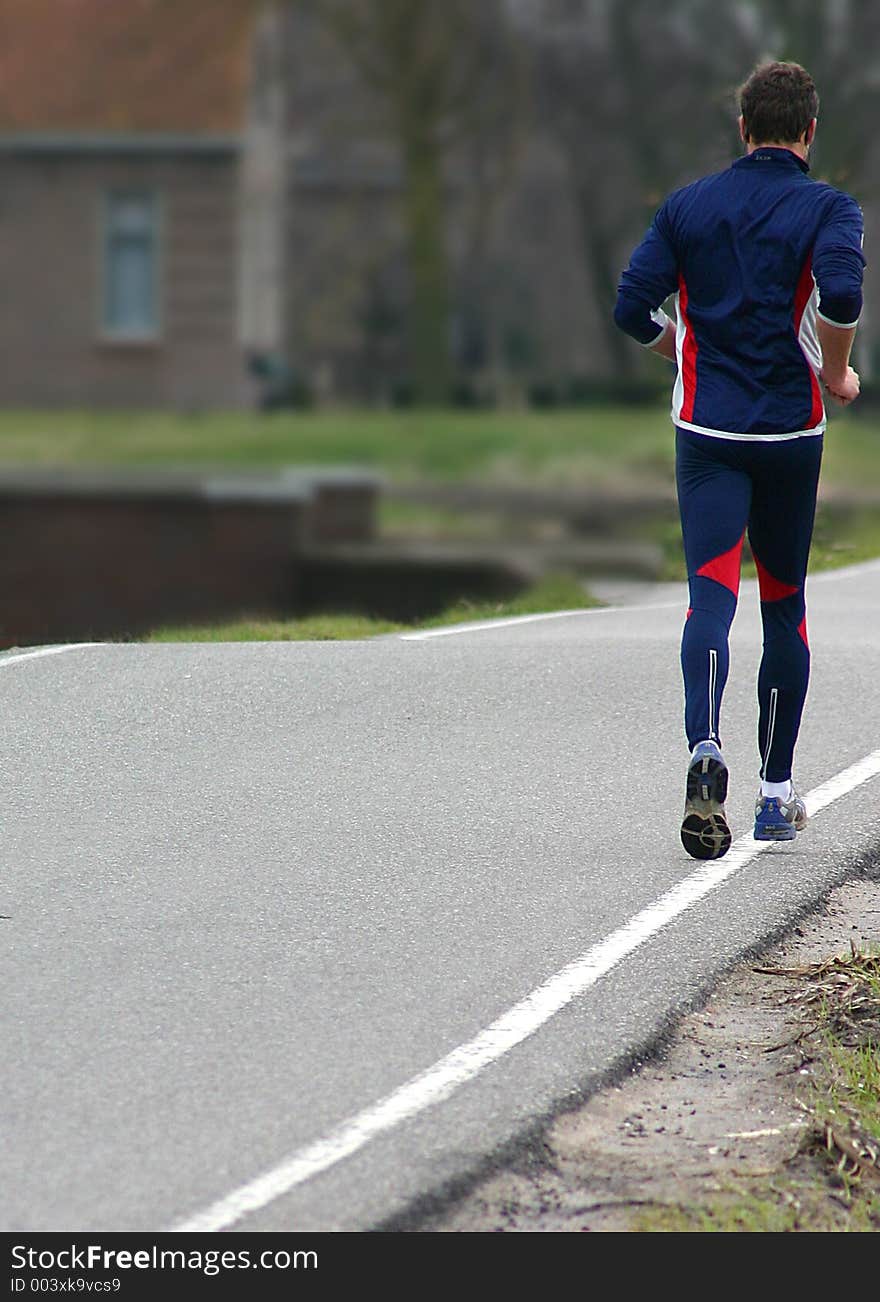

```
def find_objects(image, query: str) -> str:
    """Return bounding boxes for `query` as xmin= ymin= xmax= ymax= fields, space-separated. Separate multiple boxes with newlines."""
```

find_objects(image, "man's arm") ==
xmin=818 ymin=319 xmax=859 ymax=405
xmin=813 ymin=192 xmax=865 ymax=405
xmin=614 ymin=202 xmax=679 ymax=353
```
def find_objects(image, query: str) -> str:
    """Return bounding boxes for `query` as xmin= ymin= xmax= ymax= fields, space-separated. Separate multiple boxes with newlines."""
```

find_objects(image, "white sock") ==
xmin=761 ymin=778 xmax=792 ymax=800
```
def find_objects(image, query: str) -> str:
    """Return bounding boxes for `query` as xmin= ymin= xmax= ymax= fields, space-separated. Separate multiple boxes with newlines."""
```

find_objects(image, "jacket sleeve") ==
xmin=814 ymin=192 xmax=865 ymax=328
xmin=614 ymin=201 xmax=679 ymax=345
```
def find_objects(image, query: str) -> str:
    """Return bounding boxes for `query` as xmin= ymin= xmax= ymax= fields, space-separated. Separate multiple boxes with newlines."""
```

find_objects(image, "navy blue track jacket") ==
xmin=614 ymin=147 xmax=865 ymax=439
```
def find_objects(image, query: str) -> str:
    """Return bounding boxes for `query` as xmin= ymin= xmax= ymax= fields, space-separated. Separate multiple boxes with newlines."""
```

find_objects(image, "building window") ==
xmin=102 ymin=192 xmax=160 ymax=338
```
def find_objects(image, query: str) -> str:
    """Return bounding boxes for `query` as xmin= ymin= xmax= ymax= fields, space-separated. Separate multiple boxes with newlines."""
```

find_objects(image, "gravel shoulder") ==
xmin=416 ymin=874 xmax=880 ymax=1232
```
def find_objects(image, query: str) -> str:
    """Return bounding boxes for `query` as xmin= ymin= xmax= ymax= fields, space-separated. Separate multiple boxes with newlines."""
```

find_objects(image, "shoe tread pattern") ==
xmin=682 ymin=752 xmax=731 ymax=860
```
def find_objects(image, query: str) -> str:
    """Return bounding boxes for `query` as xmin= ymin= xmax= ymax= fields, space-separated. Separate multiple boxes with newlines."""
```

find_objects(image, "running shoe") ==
xmin=680 ymin=740 xmax=731 ymax=860
xmin=753 ymin=787 xmax=807 ymax=841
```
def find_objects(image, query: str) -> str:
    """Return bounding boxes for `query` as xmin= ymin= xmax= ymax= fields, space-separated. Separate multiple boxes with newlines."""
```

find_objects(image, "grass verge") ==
xmin=634 ymin=947 xmax=880 ymax=1232
xmin=1 ymin=405 xmax=877 ymax=490
xmin=651 ymin=503 xmax=880 ymax=582
xmin=145 ymin=573 xmax=597 ymax=641
xmin=5 ymin=407 xmax=880 ymax=580
xmin=0 ymin=407 xmax=677 ymax=482
xmin=810 ymin=507 xmax=880 ymax=573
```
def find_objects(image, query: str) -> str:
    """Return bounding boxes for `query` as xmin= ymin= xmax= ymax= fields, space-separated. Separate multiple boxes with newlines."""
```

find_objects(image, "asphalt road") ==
xmin=2 ymin=560 xmax=880 ymax=1232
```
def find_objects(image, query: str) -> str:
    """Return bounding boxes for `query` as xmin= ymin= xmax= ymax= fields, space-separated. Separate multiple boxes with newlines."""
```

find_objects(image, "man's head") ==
xmin=738 ymin=61 xmax=818 ymax=152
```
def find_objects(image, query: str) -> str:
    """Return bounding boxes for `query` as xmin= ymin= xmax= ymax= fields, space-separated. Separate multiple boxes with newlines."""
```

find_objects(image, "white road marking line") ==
xmin=0 ymin=643 xmax=103 ymax=668
xmin=172 ymin=745 xmax=880 ymax=1233
xmin=400 ymin=600 xmax=682 ymax=641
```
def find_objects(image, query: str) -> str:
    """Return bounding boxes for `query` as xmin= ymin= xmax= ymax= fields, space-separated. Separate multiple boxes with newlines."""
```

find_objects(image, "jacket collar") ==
xmin=733 ymin=147 xmax=810 ymax=174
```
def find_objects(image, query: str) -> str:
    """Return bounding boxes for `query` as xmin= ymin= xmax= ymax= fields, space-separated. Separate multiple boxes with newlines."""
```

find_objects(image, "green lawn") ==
xmin=0 ymin=407 xmax=673 ymax=481
xmin=147 ymin=573 xmax=597 ymax=641
xmin=5 ymin=405 xmax=880 ymax=622
xmin=0 ymin=404 xmax=877 ymax=488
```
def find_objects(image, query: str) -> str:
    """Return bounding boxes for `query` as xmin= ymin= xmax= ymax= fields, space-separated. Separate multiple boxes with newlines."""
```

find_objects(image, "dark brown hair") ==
xmin=739 ymin=61 xmax=819 ymax=144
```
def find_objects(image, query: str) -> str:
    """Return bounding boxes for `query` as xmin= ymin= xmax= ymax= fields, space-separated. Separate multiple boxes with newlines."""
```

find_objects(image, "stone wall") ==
xmin=0 ymin=469 xmax=381 ymax=645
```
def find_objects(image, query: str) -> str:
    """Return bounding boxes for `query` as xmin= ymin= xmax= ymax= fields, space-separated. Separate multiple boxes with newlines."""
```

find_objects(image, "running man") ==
xmin=614 ymin=61 xmax=865 ymax=859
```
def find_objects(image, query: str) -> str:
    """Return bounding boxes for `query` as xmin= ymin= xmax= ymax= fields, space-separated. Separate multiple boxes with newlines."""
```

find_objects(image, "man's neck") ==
xmin=746 ymin=139 xmax=809 ymax=160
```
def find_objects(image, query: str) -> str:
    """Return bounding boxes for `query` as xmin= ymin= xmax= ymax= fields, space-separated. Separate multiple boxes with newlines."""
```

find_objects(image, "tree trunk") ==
xmin=400 ymin=124 xmax=451 ymax=404
xmin=574 ymin=191 xmax=637 ymax=378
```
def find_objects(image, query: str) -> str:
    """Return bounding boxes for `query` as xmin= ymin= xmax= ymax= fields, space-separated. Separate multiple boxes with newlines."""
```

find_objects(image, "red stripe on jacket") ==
xmin=793 ymin=252 xmax=824 ymax=428
xmin=677 ymin=274 xmax=698 ymax=423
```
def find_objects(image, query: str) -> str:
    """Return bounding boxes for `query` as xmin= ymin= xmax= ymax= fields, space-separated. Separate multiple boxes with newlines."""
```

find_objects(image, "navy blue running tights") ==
xmin=675 ymin=426 xmax=823 ymax=783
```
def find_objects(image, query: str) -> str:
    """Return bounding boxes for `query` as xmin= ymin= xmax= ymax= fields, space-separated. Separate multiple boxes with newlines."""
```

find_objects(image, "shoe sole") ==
xmin=753 ymin=820 xmax=798 ymax=841
xmin=681 ymin=753 xmax=731 ymax=860
xmin=753 ymin=800 xmax=806 ymax=842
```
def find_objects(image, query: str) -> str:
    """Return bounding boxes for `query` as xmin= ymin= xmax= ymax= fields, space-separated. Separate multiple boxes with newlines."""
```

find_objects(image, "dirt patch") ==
xmin=419 ymin=875 xmax=880 ymax=1232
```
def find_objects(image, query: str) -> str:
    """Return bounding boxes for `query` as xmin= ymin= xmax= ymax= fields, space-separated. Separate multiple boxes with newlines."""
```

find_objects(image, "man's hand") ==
xmin=821 ymin=364 xmax=860 ymax=406
xmin=648 ymin=320 xmax=677 ymax=362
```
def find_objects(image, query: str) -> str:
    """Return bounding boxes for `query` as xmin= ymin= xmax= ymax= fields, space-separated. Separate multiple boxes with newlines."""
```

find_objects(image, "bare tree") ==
xmin=752 ymin=0 xmax=880 ymax=195
xmin=301 ymin=0 xmax=524 ymax=403
xmin=523 ymin=0 xmax=758 ymax=376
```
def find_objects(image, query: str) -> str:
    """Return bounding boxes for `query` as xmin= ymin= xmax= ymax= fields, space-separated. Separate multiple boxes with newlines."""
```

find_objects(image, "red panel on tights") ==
xmin=754 ymin=555 xmax=800 ymax=602
xmin=695 ymin=535 xmax=744 ymax=597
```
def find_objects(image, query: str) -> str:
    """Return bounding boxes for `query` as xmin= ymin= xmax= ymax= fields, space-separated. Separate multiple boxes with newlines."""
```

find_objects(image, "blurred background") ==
xmin=0 ymin=0 xmax=878 ymax=644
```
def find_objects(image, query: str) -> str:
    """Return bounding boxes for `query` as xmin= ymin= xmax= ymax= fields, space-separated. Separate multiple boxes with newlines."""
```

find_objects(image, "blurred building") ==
xmin=0 ymin=0 xmax=874 ymax=409
xmin=0 ymin=0 xmax=281 ymax=408
xmin=0 ymin=0 xmax=601 ymax=408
